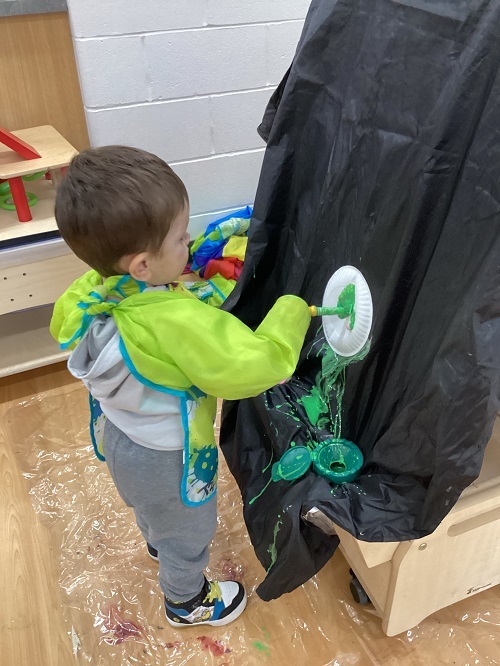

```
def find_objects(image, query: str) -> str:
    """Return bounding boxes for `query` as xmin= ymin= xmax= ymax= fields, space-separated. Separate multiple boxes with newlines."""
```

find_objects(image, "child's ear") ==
xmin=127 ymin=252 xmax=151 ymax=282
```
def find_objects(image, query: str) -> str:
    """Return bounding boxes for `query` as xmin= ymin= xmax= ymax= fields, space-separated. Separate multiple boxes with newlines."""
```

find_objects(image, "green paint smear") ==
xmin=253 ymin=641 xmax=271 ymax=656
xmin=337 ymin=282 xmax=356 ymax=316
xmin=312 ymin=283 xmax=356 ymax=329
xmin=300 ymin=384 xmax=329 ymax=428
xmin=266 ymin=516 xmax=282 ymax=573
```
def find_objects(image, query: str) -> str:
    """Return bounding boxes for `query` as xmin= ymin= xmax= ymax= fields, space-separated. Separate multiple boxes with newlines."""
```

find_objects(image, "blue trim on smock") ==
xmin=119 ymin=338 xmax=191 ymax=398
xmin=89 ymin=393 xmax=106 ymax=461
xmin=179 ymin=398 xmax=217 ymax=508
xmin=118 ymin=337 xmax=205 ymax=402
xmin=60 ymin=313 xmax=92 ymax=349
xmin=118 ymin=338 xmax=215 ymax=508
xmin=206 ymin=279 xmax=227 ymax=303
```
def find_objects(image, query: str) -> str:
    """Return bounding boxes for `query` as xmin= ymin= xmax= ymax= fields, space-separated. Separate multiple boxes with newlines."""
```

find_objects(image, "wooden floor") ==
xmin=1 ymin=364 xmax=499 ymax=666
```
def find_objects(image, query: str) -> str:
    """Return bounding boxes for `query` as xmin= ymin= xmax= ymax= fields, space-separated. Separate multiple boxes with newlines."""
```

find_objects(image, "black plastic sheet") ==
xmin=220 ymin=0 xmax=500 ymax=601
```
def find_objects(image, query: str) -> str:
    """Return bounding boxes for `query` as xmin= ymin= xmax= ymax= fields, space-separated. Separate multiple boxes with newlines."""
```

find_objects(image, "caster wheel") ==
xmin=350 ymin=575 xmax=370 ymax=605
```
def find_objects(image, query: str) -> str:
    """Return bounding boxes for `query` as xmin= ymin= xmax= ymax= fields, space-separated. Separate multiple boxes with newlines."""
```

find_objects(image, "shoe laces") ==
xmin=204 ymin=581 xmax=222 ymax=604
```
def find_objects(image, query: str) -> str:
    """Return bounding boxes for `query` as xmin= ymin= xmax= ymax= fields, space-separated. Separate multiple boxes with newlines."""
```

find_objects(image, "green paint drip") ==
xmin=307 ymin=338 xmax=323 ymax=360
xmin=319 ymin=343 xmax=370 ymax=437
xmin=249 ymin=476 xmax=274 ymax=505
xmin=299 ymin=341 xmax=370 ymax=440
xmin=248 ymin=450 xmax=276 ymax=504
xmin=262 ymin=448 xmax=274 ymax=473
xmin=263 ymin=392 xmax=280 ymax=438
xmin=266 ymin=516 xmax=282 ymax=573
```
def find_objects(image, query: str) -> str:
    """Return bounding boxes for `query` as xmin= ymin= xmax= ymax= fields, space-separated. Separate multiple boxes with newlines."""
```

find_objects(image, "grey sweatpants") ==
xmin=103 ymin=418 xmax=217 ymax=602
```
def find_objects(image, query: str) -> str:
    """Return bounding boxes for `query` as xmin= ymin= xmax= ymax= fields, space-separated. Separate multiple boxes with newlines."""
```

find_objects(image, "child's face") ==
xmin=147 ymin=206 xmax=191 ymax=285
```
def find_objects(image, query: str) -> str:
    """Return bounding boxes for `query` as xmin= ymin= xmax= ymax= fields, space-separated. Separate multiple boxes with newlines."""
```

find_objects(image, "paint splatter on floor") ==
xmin=253 ymin=640 xmax=271 ymax=656
xmin=164 ymin=641 xmax=182 ymax=649
xmin=218 ymin=555 xmax=245 ymax=582
xmin=100 ymin=604 xmax=144 ymax=645
xmin=197 ymin=635 xmax=231 ymax=656
xmin=253 ymin=627 xmax=272 ymax=656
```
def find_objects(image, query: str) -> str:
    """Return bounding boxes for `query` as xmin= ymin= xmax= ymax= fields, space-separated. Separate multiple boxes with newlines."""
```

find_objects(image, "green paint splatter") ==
xmin=253 ymin=641 xmax=271 ymax=656
xmin=253 ymin=626 xmax=272 ymax=655
xmin=266 ymin=516 xmax=282 ymax=573
xmin=256 ymin=336 xmax=370 ymax=507
xmin=276 ymin=403 xmax=303 ymax=424
xmin=299 ymin=384 xmax=329 ymax=428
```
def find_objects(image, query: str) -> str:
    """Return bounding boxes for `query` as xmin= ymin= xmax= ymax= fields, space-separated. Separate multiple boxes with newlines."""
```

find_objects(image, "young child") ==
xmin=50 ymin=146 xmax=311 ymax=627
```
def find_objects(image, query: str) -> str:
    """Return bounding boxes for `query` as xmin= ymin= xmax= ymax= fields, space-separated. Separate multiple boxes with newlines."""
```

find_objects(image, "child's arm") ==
xmin=125 ymin=294 xmax=311 ymax=400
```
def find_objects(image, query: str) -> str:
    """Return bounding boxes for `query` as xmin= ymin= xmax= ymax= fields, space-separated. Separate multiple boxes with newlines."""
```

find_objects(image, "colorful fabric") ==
xmin=222 ymin=236 xmax=247 ymax=262
xmin=190 ymin=206 xmax=252 ymax=276
xmin=204 ymin=258 xmax=244 ymax=281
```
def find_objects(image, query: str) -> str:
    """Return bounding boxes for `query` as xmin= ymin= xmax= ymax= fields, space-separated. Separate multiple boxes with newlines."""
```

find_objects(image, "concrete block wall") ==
xmin=66 ymin=0 xmax=310 ymax=235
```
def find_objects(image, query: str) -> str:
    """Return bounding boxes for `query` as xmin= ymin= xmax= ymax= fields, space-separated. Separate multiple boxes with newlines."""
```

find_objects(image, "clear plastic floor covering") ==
xmin=5 ymin=382 xmax=500 ymax=665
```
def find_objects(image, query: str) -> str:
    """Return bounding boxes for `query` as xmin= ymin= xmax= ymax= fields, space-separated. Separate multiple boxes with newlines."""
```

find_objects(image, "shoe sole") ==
xmin=147 ymin=551 xmax=159 ymax=563
xmin=165 ymin=594 xmax=247 ymax=628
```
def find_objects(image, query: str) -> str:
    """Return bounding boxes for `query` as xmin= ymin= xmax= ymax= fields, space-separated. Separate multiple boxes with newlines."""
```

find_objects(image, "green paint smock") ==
xmin=50 ymin=271 xmax=310 ymax=507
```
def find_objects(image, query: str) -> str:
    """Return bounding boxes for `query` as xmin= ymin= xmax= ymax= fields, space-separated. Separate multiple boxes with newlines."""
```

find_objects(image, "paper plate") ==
xmin=322 ymin=265 xmax=373 ymax=357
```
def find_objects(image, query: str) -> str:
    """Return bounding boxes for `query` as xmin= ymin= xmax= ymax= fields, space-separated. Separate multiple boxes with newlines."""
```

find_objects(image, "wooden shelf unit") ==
xmin=0 ymin=125 xmax=87 ymax=377
xmin=0 ymin=304 xmax=69 ymax=378
xmin=305 ymin=418 xmax=500 ymax=636
xmin=1 ymin=232 xmax=87 ymax=378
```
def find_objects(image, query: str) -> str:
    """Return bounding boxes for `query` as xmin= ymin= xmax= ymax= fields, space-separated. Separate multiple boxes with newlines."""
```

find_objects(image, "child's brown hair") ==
xmin=56 ymin=146 xmax=188 ymax=277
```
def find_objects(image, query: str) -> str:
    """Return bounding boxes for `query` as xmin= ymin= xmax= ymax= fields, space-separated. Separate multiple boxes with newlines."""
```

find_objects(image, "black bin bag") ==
xmin=219 ymin=0 xmax=500 ymax=601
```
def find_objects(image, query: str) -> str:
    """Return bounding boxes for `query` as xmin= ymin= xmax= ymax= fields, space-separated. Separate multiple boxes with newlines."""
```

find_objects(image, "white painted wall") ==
xmin=66 ymin=0 xmax=309 ymax=235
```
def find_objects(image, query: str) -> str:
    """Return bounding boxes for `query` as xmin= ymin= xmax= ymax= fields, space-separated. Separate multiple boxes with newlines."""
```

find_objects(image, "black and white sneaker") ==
xmin=165 ymin=577 xmax=247 ymax=627
xmin=147 ymin=543 xmax=159 ymax=562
